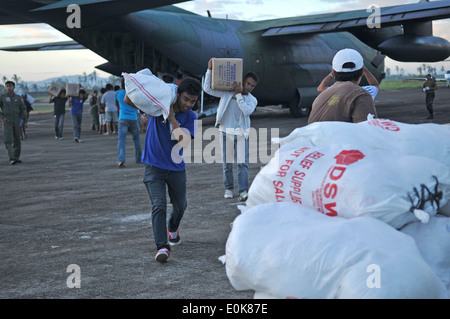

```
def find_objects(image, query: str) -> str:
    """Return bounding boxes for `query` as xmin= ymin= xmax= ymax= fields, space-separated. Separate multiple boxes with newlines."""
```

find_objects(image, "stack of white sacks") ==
xmin=223 ymin=117 xmax=450 ymax=299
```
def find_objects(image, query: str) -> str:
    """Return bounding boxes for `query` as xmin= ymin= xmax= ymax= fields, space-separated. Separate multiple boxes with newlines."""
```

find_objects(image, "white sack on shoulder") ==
xmin=246 ymin=143 xmax=450 ymax=229
xmin=401 ymin=215 xmax=450 ymax=293
xmin=272 ymin=119 xmax=450 ymax=168
xmin=122 ymin=68 xmax=177 ymax=119
xmin=226 ymin=202 xmax=448 ymax=299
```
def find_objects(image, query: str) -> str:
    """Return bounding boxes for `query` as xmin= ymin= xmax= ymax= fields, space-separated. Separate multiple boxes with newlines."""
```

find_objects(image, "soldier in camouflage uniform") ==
xmin=0 ymin=81 xmax=28 ymax=165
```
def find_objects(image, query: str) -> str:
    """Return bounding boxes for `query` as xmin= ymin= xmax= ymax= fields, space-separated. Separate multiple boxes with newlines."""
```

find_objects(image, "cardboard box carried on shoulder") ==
xmin=211 ymin=58 xmax=243 ymax=91
xmin=66 ymin=83 xmax=80 ymax=97
xmin=47 ymin=82 xmax=63 ymax=97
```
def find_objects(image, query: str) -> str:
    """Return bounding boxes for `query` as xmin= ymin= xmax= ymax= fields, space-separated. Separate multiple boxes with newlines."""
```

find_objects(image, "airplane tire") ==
xmin=288 ymin=95 xmax=310 ymax=118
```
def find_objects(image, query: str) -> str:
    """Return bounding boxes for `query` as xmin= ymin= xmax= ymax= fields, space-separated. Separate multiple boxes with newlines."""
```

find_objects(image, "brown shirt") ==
xmin=308 ymin=81 xmax=376 ymax=124
xmin=423 ymin=79 xmax=437 ymax=93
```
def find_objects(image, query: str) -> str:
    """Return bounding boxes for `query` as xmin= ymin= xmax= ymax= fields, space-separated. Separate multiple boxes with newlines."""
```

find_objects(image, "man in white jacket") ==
xmin=203 ymin=58 xmax=259 ymax=201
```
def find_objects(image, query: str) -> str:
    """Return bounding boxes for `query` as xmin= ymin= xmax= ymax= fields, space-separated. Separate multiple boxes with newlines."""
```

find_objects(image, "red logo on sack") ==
xmin=368 ymin=119 xmax=400 ymax=131
xmin=320 ymin=150 xmax=365 ymax=217
xmin=334 ymin=150 xmax=365 ymax=166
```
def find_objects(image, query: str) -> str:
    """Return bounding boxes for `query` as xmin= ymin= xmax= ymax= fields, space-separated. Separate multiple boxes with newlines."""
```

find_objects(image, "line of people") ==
xmin=50 ymin=83 xmax=138 ymax=142
xmin=48 ymin=81 xmax=144 ymax=169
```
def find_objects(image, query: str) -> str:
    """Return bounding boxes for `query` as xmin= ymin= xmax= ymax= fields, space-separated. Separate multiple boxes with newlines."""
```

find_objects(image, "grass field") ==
xmin=380 ymin=79 xmax=422 ymax=90
xmin=379 ymin=78 xmax=448 ymax=90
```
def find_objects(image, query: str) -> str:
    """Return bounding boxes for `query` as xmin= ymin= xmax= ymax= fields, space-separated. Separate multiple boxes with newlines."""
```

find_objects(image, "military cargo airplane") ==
xmin=1 ymin=0 xmax=450 ymax=117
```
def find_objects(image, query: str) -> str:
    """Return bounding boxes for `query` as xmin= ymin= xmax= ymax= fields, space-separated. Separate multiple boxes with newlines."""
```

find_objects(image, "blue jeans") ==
xmin=143 ymin=165 xmax=187 ymax=250
xmin=117 ymin=119 xmax=142 ymax=163
xmin=221 ymin=132 xmax=249 ymax=194
xmin=54 ymin=113 xmax=65 ymax=138
xmin=71 ymin=114 xmax=82 ymax=139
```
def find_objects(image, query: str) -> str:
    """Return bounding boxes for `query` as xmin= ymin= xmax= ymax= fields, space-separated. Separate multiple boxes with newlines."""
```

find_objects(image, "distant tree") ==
xmin=417 ymin=67 xmax=422 ymax=75
xmin=440 ymin=66 xmax=445 ymax=74
xmin=12 ymin=74 xmax=21 ymax=85
xmin=395 ymin=65 xmax=399 ymax=75
xmin=82 ymin=72 xmax=88 ymax=86
xmin=21 ymin=82 xmax=29 ymax=93
xmin=56 ymin=77 xmax=66 ymax=87
xmin=425 ymin=65 xmax=437 ymax=75
xmin=108 ymin=75 xmax=120 ymax=85
xmin=89 ymin=71 xmax=97 ymax=87
xmin=386 ymin=67 xmax=391 ymax=78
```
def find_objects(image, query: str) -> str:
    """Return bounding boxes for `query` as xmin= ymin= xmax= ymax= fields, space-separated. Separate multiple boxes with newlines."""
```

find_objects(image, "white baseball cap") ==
xmin=332 ymin=48 xmax=364 ymax=72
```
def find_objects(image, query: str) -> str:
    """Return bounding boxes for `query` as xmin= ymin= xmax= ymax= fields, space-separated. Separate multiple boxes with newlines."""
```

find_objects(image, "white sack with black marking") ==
xmin=247 ymin=143 xmax=450 ymax=229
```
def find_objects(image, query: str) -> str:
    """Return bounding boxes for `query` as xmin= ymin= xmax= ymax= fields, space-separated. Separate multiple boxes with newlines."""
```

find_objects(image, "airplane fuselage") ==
xmin=95 ymin=9 xmax=385 ymax=109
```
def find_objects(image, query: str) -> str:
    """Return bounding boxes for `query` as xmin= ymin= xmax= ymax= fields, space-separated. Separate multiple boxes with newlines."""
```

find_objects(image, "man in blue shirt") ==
xmin=69 ymin=89 xmax=88 ymax=142
xmin=124 ymin=77 xmax=202 ymax=262
xmin=115 ymin=79 xmax=142 ymax=168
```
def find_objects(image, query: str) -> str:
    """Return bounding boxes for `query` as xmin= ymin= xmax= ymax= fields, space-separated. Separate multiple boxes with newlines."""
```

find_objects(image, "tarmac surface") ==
xmin=1 ymin=86 xmax=449 ymax=300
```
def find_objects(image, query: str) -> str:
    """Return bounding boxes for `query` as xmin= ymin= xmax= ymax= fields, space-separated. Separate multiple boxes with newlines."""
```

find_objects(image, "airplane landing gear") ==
xmin=288 ymin=92 xmax=311 ymax=118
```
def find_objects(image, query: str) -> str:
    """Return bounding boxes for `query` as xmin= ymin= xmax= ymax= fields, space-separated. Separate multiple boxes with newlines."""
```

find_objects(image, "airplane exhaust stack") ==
xmin=378 ymin=34 xmax=450 ymax=62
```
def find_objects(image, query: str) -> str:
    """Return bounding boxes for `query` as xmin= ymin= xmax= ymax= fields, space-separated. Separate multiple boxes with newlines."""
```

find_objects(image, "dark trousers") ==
xmin=90 ymin=106 xmax=99 ymax=129
xmin=143 ymin=165 xmax=187 ymax=250
xmin=3 ymin=119 xmax=21 ymax=161
xmin=426 ymin=92 xmax=435 ymax=116
xmin=54 ymin=113 xmax=65 ymax=138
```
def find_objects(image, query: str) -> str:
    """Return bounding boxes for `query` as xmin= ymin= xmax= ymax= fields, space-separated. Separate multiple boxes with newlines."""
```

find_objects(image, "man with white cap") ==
xmin=308 ymin=48 xmax=378 ymax=124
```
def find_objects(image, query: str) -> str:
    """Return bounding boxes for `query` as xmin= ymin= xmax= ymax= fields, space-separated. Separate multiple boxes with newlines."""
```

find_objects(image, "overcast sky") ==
xmin=0 ymin=0 xmax=449 ymax=82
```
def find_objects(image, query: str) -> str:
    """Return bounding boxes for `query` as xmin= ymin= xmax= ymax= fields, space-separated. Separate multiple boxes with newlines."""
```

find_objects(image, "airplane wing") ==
xmin=0 ymin=13 xmax=37 ymax=25
xmin=0 ymin=0 xmax=188 ymax=25
xmin=248 ymin=1 xmax=450 ymax=37
xmin=29 ymin=0 xmax=187 ymax=15
xmin=0 ymin=41 xmax=85 ymax=52
xmin=246 ymin=0 xmax=450 ymax=63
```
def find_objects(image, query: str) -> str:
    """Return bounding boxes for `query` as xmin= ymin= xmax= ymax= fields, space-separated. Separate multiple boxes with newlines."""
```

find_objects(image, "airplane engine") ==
xmin=378 ymin=20 xmax=450 ymax=62
xmin=378 ymin=34 xmax=450 ymax=62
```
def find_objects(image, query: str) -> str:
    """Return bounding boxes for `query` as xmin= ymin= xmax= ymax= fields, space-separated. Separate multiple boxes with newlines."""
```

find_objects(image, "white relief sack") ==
xmin=122 ymin=68 xmax=177 ymax=119
xmin=246 ymin=143 xmax=450 ymax=229
xmin=225 ymin=202 xmax=448 ymax=299
xmin=400 ymin=215 xmax=450 ymax=293
xmin=272 ymin=118 xmax=450 ymax=168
